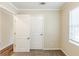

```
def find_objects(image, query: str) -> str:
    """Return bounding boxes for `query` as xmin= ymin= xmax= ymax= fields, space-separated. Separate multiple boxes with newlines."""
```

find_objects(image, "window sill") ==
xmin=69 ymin=40 xmax=79 ymax=47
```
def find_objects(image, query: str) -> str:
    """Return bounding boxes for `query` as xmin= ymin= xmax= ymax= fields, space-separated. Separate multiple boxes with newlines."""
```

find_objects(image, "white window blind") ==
xmin=69 ymin=7 xmax=79 ymax=44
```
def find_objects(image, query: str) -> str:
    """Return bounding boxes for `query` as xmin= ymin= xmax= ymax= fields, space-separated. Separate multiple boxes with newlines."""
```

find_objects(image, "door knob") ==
xmin=27 ymin=37 xmax=30 ymax=40
xmin=40 ymin=34 xmax=43 ymax=36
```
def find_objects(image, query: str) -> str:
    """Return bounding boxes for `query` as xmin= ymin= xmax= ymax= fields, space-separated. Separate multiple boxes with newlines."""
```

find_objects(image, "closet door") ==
xmin=31 ymin=15 xmax=44 ymax=49
xmin=14 ymin=15 xmax=31 ymax=52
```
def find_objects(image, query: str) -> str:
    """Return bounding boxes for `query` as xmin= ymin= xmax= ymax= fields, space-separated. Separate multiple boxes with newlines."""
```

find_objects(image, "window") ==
xmin=69 ymin=7 xmax=79 ymax=45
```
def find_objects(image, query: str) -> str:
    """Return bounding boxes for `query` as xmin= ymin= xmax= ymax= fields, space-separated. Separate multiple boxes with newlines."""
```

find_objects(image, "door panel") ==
xmin=31 ymin=15 xmax=44 ymax=49
xmin=14 ymin=15 xmax=30 ymax=52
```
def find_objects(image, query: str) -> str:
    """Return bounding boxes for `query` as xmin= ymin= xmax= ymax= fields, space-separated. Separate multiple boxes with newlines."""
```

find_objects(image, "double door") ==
xmin=14 ymin=15 xmax=44 ymax=52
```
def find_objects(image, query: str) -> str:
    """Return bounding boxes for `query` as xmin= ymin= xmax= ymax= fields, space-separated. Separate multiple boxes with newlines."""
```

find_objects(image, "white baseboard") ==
xmin=43 ymin=48 xmax=61 ymax=50
xmin=0 ymin=43 xmax=13 ymax=50
xmin=60 ymin=48 xmax=69 ymax=56
xmin=43 ymin=48 xmax=69 ymax=56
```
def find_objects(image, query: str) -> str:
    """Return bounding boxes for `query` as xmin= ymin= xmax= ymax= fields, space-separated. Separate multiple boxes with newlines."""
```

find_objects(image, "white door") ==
xmin=14 ymin=15 xmax=31 ymax=52
xmin=31 ymin=15 xmax=44 ymax=49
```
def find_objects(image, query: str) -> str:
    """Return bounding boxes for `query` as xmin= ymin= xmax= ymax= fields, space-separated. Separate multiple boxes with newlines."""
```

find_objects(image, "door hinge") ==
xmin=14 ymin=32 xmax=16 ymax=35
xmin=14 ymin=44 xmax=16 ymax=47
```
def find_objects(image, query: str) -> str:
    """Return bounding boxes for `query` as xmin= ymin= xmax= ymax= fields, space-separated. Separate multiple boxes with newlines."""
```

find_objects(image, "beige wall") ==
xmin=61 ymin=2 xmax=79 ymax=56
xmin=18 ymin=10 xmax=61 ymax=49
xmin=44 ymin=11 xmax=60 ymax=49
xmin=0 ymin=8 xmax=14 ymax=50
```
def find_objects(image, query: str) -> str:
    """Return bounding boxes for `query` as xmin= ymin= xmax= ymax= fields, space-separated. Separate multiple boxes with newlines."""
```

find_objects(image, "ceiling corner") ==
xmin=0 ymin=2 xmax=17 ymax=14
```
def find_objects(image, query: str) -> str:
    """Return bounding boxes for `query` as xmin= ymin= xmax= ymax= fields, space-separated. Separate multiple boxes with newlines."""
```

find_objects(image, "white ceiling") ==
xmin=11 ymin=2 xmax=65 ymax=10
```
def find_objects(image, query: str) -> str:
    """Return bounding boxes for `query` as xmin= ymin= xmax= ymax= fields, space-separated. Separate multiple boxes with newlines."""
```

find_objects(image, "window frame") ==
xmin=69 ymin=7 xmax=79 ymax=46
